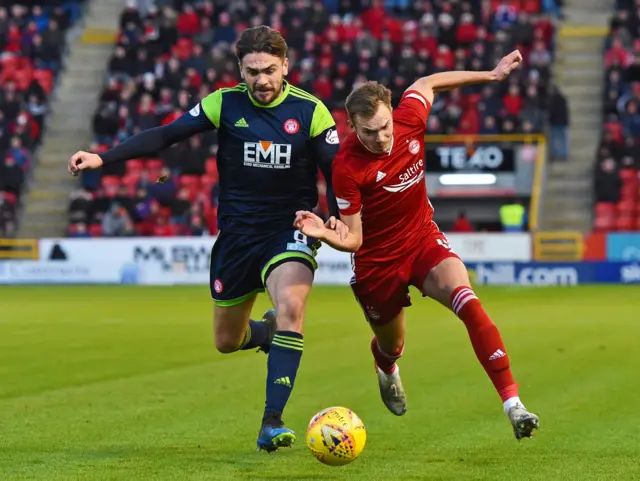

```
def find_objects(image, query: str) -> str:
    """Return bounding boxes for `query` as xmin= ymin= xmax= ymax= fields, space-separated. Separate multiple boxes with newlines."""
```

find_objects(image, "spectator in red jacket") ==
xmin=503 ymin=85 xmax=523 ymax=116
xmin=452 ymin=211 xmax=475 ymax=233
xmin=176 ymin=4 xmax=200 ymax=36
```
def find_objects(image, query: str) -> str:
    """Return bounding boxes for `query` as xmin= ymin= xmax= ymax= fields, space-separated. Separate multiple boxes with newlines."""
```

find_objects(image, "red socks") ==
xmin=367 ymin=287 xmax=519 ymax=403
xmin=371 ymin=337 xmax=403 ymax=375
xmin=451 ymin=286 xmax=519 ymax=402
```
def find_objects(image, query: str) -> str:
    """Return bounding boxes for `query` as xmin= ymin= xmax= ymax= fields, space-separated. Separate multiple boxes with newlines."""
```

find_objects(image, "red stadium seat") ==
xmin=33 ymin=69 xmax=54 ymax=94
xmin=205 ymin=157 xmax=218 ymax=176
xmin=146 ymin=159 xmax=164 ymax=180
xmin=615 ymin=216 xmax=635 ymax=231
xmin=186 ymin=186 xmax=200 ymax=202
xmin=617 ymin=200 xmax=636 ymax=216
xmin=121 ymin=174 xmax=141 ymax=191
xmin=594 ymin=202 xmax=616 ymax=216
xmin=200 ymin=175 xmax=218 ymax=193
xmin=126 ymin=159 xmax=144 ymax=174
xmin=594 ymin=211 xmax=615 ymax=231
xmin=152 ymin=223 xmax=177 ymax=237
xmin=620 ymin=168 xmax=638 ymax=184
xmin=620 ymin=182 xmax=637 ymax=201
xmin=206 ymin=207 xmax=218 ymax=234
xmin=101 ymin=176 xmax=121 ymax=188
xmin=89 ymin=224 xmax=103 ymax=236
xmin=101 ymin=176 xmax=120 ymax=199
xmin=146 ymin=159 xmax=164 ymax=170
xmin=179 ymin=175 xmax=200 ymax=189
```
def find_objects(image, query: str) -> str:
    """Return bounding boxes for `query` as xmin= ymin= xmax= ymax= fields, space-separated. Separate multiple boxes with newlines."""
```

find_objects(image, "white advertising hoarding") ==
xmin=446 ymin=233 xmax=531 ymax=262
xmin=37 ymin=236 xmax=355 ymax=286
xmin=0 ymin=233 xmax=534 ymax=285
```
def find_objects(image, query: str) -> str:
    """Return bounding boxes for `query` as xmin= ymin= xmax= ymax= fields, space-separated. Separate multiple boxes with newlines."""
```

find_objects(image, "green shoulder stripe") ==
xmin=290 ymin=86 xmax=319 ymax=103
xmin=201 ymin=89 xmax=222 ymax=128
xmin=288 ymin=86 xmax=335 ymax=137
xmin=201 ymin=84 xmax=247 ymax=128
xmin=310 ymin=100 xmax=336 ymax=138
xmin=221 ymin=83 xmax=247 ymax=93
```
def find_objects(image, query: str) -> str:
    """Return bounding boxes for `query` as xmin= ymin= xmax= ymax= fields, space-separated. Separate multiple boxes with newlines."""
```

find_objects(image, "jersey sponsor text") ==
xmin=243 ymin=141 xmax=292 ymax=169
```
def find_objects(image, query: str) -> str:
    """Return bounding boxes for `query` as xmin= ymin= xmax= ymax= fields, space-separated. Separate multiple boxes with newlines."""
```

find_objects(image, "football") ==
xmin=306 ymin=406 xmax=367 ymax=466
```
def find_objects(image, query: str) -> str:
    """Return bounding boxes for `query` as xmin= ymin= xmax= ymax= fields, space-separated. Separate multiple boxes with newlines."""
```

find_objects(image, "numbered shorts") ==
xmin=350 ymin=231 xmax=460 ymax=326
xmin=209 ymin=229 xmax=320 ymax=306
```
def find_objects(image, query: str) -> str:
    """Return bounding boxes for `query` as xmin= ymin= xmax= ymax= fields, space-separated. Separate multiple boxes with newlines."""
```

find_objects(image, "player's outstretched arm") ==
xmin=68 ymin=111 xmax=214 ymax=176
xmin=294 ymin=210 xmax=362 ymax=253
xmin=407 ymin=49 xmax=523 ymax=105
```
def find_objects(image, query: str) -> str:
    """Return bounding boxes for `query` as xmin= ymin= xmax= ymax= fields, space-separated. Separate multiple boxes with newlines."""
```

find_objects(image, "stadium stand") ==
xmin=593 ymin=0 xmax=640 ymax=232
xmin=0 ymin=1 xmax=85 ymax=237
xmin=68 ymin=0 xmax=559 ymax=237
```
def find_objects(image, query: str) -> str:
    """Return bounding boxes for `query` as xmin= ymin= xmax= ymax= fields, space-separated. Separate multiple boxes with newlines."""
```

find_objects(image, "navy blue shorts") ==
xmin=209 ymin=229 xmax=320 ymax=306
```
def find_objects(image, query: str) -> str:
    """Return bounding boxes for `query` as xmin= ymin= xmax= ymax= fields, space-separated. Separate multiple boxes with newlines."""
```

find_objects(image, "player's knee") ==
xmin=385 ymin=338 xmax=405 ymax=355
xmin=214 ymin=333 xmax=242 ymax=354
xmin=275 ymin=296 xmax=306 ymax=332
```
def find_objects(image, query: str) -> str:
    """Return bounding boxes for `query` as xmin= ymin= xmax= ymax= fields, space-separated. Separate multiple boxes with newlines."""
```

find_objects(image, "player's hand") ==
xmin=68 ymin=151 xmax=104 ymax=176
xmin=492 ymin=49 xmax=523 ymax=81
xmin=324 ymin=216 xmax=349 ymax=243
xmin=294 ymin=210 xmax=329 ymax=240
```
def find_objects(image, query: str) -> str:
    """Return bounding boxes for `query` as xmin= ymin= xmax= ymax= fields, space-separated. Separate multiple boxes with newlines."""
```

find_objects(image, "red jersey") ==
xmin=333 ymin=90 xmax=434 ymax=267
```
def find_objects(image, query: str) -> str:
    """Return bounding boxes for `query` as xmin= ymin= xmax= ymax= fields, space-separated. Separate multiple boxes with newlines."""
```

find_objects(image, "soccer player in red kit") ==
xmin=294 ymin=50 xmax=539 ymax=440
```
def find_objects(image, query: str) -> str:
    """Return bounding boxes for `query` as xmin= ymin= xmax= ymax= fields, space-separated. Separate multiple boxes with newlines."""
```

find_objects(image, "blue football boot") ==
xmin=257 ymin=412 xmax=296 ymax=452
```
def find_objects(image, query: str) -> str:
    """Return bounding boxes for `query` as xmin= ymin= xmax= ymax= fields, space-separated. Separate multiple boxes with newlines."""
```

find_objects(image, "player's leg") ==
xmin=255 ymin=230 xmax=318 ymax=451
xmin=213 ymin=296 xmax=276 ymax=354
xmin=209 ymin=232 xmax=276 ymax=354
xmin=352 ymin=274 xmax=410 ymax=416
xmin=416 ymin=250 xmax=539 ymax=439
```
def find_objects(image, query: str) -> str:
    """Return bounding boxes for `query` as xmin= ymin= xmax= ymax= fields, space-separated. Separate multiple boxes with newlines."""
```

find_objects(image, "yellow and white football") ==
xmin=306 ymin=406 xmax=367 ymax=466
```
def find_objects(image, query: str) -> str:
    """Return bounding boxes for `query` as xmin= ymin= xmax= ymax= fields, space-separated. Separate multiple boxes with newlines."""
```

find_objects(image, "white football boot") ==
xmin=376 ymin=365 xmax=407 ymax=416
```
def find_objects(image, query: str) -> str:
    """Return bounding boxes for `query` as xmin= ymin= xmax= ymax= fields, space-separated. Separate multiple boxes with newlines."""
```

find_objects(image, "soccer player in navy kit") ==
xmin=68 ymin=26 xmax=346 ymax=452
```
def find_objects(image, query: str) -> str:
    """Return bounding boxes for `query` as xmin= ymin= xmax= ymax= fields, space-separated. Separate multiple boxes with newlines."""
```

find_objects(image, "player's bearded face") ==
xmin=240 ymin=53 xmax=288 ymax=105
xmin=352 ymin=103 xmax=394 ymax=155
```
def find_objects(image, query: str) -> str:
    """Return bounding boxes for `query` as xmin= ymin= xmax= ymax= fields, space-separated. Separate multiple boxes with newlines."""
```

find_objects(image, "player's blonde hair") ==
xmin=345 ymin=81 xmax=392 ymax=123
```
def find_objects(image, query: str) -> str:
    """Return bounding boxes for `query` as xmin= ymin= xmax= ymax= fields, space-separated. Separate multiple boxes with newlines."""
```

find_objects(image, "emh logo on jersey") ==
xmin=244 ymin=141 xmax=292 ymax=169
xmin=382 ymin=159 xmax=424 ymax=193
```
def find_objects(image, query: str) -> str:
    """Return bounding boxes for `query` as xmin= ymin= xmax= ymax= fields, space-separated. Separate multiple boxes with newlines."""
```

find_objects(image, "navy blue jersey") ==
xmin=185 ymin=81 xmax=339 ymax=234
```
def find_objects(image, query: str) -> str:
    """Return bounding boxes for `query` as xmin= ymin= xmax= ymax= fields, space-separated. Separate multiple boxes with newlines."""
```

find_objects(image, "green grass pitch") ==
xmin=1 ymin=285 xmax=640 ymax=480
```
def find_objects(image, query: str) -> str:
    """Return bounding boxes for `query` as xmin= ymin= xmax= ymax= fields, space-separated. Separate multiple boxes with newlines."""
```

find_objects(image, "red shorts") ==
xmin=350 ymin=230 xmax=460 ymax=325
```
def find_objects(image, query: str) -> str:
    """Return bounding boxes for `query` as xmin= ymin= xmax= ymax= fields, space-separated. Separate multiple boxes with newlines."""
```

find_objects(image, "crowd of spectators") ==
xmin=0 ymin=1 xmax=84 ymax=237
xmin=69 ymin=0 xmax=560 ymax=238
xmin=594 ymin=0 xmax=640 ymax=231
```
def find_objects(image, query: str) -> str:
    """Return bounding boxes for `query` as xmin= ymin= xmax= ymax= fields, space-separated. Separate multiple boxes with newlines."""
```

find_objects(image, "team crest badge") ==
xmin=409 ymin=139 xmax=421 ymax=155
xmin=284 ymin=119 xmax=300 ymax=134
xmin=214 ymin=279 xmax=224 ymax=294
